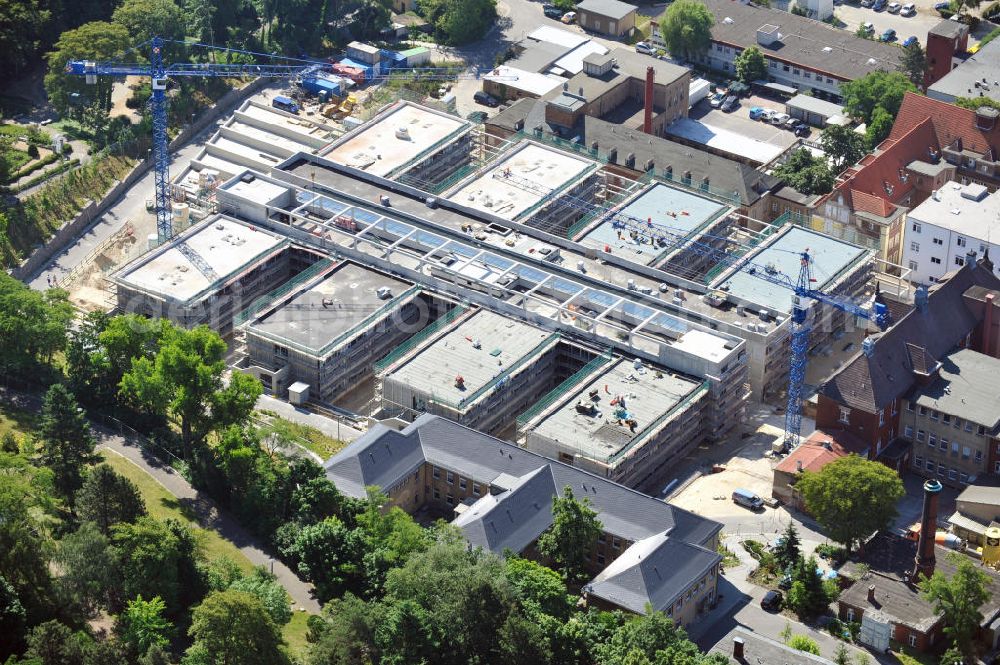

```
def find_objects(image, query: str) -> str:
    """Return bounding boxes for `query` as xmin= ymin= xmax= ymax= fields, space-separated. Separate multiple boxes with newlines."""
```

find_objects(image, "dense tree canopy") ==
xmin=537 ymin=487 xmax=603 ymax=582
xmin=821 ymin=124 xmax=870 ymax=173
xmin=920 ymin=555 xmax=991 ymax=659
xmin=186 ymin=590 xmax=288 ymax=665
xmin=735 ymin=46 xmax=767 ymax=85
xmin=39 ymin=384 xmax=96 ymax=504
xmin=112 ymin=0 xmax=185 ymax=45
xmin=772 ymin=149 xmax=834 ymax=195
xmin=658 ymin=0 xmax=714 ymax=60
xmin=419 ymin=0 xmax=497 ymax=46
xmin=797 ymin=455 xmax=905 ymax=551
xmin=44 ymin=21 xmax=131 ymax=116
xmin=75 ymin=463 xmax=147 ymax=534
xmin=0 ymin=273 xmax=74 ymax=377
xmin=840 ymin=70 xmax=916 ymax=124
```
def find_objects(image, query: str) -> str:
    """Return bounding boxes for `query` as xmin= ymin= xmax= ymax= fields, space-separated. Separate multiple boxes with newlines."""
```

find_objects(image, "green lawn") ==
xmin=0 ymin=402 xmax=39 ymax=440
xmin=100 ymin=450 xmax=316 ymax=659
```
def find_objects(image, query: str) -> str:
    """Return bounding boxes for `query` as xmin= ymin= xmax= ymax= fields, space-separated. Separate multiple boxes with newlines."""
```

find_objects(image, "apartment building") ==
xmin=900 ymin=348 xmax=1000 ymax=487
xmin=324 ymin=414 xmax=723 ymax=627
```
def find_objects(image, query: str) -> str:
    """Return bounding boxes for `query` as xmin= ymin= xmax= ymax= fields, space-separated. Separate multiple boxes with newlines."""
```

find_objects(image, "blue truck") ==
xmin=271 ymin=95 xmax=299 ymax=114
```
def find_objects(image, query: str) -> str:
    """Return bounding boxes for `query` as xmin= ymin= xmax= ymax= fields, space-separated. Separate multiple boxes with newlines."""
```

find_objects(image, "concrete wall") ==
xmin=14 ymin=77 xmax=271 ymax=283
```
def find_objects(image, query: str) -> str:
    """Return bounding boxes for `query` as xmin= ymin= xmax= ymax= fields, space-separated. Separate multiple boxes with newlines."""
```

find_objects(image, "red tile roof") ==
xmin=889 ymin=92 xmax=1000 ymax=157
xmin=824 ymin=116 xmax=937 ymax=217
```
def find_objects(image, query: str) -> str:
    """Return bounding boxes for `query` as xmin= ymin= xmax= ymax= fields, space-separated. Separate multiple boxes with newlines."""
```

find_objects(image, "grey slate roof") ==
xmin=909 ymin=348 xmax=1000 ymax=429
xmin=324 ymin=414 xmax=723 ymax=613
xmin=710 ymin=627 xmax=837 ymax=665
xmin=701 ymin=0 xmax=903 ymax=81
xmin=957 ymin=484 xmax=1000 ymax=506
xmin=818 ymin=258 xmax=1000 ymax=413
xmin=575 ymin=0 xmax=636 ymax=20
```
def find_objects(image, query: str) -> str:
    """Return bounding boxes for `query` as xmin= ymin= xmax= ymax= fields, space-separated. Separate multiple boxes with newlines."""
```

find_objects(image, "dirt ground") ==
xmin=62 ymin=224 xmax=142 ymax=311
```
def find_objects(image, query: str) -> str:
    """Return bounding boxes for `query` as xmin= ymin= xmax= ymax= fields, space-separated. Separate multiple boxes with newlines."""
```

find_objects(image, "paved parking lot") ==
xmin=834 ymin=0 xmax=948 ymax=46
xmin=689 ymin=95 xmax=805 ymax=149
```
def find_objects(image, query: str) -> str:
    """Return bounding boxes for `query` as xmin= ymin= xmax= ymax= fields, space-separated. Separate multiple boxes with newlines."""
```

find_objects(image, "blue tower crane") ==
xmin=65 ymin=37 xmax=514 ymax=244
xmin=494 ymin=169 xmax=890 ymax=447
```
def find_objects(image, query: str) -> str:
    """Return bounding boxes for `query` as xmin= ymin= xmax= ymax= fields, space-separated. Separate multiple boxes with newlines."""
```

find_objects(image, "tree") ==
xmin=901 ymin=42 xmax=928 ymax=88
xmin=355 ymin=489 xmax=430 ymax=595
xmin=0 ymin=273 xmax=74 ymax=376
xmin=25 ymin=620 xmax=90 ymax=665
xmin=771 ymin=148 xmax=834 ymax=195
xmin=786 ymin=556 xmax=831 ymax=620
xmin=187 ymin=590 xmax=288 ymax=665
xmin=119 ymin=324 xmax=262 ymax=459
xmin=797 ymin=455 xmax=905 ymax=552
xmin=920 ymin=555 xmax=990 ymax=659
xmin=39 ymin=383 xmax=97 ymax=504
xmin=116 ymin=595 xmax=174 ymax=657
xmin=66 ymin=310 xmax=115 ymax=408
xmin=735 ymin=46 xmax=767 ymax=85
xmin=0 ymin=575 xmax=26 ymax=658
xmin=56 ymin=522 xmax=118 ymax=614
xmin=75 ymin=464 xmax=147 ymax=534
xmin=184 ymin=0 xmax=217 ymax=42
xmin=112 ymin=517 xmax=206 ymax=614
xmin=283 ymin=517 xmax=364 ymax=603
xmin=834 ymin=643 xmax=851 ymax=665
xmin=112 ymin=0 xmax=185 ymax=46
xmin=44 ymin=21 xmax=132 ymax=117
xmin=788 ymin=635 xmax=820 ymax=655
xmin=0 ymin=0 xmax=50 ymax=82
xmin=353 ymin=0 xmax=394 ymax=41
xmin=1 ymin=432 xmax=18 ymax=454
xmin=821 ymin=124 xmax=870 ymax=173
xmin=954 ymin=97 xmax=1000 ymax=112
xmin=773 ymin=522 xmax=801 ymax=570
xmin=228 ymin=569 xmax=292 ymax=626
xmin=659 ymin=0 xmax=714 ymax=61
xmin=504 ymin=557 xmax=573 ymax=620
xmin=840 ymin=71 xmax=916 ymax=124
xmin=536 ymin=486 xmax=603 ymax=582
xmin=418 ymin=0 xmax=496 ymax=46
xmin=865 ymin=106 xmax=895 ymax=148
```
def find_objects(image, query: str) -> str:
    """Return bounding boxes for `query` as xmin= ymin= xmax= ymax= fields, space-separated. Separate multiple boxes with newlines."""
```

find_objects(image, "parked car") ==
xmin=749 ymin=106 xmax=767 ymax=120
xmin=934 ymin=1 xmax=950 ymax=10
xmin=861 ymin=21 xmax=875 ymax=33
xmin=720 ymin=95 xmax=739 ymax=112
xmin=782 ymin=116 xmax=800 ymax=129
xmin=473 ymin=90 xmax=499 ymax=107
xmin=873 ymin=0 xmax=887 ymax=10
xmin=732 ymin=488 xmax=764 ymax=510
xmin=881 ymin=27 xmax=897 ymax=41
xmin=860 ymin=0 xmax=874 ymax=6
xmin=902 ymin=35 xmax=918 ymax=47
xmin=635 ymin=41 xmax=655 ymax=55
xmin=901 ymin=2 xmax=916 ymax=14
xmin=708 ymin=91 xmax=726 ymax=108
xmin=793 ymin=123 xmax=811 ymax=137
xmin=770 ymin=112 xmax=791 ymax=125
xmin=761 ymin=590 xmax=783 ymax=612
xmin=561 ymin=11 xmax=576 ymax=23
xmin=888 ymin=2 xmax=901 ymax=12
xmin=542 ymin=3 xmax=563 ymax=17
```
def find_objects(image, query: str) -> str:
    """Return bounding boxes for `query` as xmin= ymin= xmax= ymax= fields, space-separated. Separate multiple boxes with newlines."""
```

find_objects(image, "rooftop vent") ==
xmin=376 ymin=287 xmax=393 ymax=300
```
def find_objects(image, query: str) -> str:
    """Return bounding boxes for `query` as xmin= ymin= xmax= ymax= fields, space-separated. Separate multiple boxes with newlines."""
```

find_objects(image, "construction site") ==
xmin=64 ymin=67 xmax=889 ymax=493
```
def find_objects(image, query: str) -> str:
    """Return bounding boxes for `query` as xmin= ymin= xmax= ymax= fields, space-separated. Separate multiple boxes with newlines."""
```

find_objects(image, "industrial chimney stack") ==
xmin=643 ymin=66 xmax=654 ymax=134
xmin=913 ymin=479 xmax=943 ymax=580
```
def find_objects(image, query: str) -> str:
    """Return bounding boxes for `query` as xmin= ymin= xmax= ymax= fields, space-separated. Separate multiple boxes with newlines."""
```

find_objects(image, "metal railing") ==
xmin=233 ymin=258 xmax=334 ymax=326
xmin=373 ymin=303 xmax=468 ymax=373
xmin=515 ymin=348 xmax=614 ymax=429
xmin=605 ymin=379 xmax=710 ymax=465
xmin=57 ymin=221 xmax=138 ymax=289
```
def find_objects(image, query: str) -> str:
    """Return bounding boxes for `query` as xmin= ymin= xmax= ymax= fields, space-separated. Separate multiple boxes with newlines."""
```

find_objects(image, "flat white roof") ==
xmin=324 ymin=102 xmax=469 ymax=177
xmin=530 ymin=359 xmax=702 ymax=461
xmin=671 ymin=329 xmax=733 ymax=363
xmin=665 ymin=118 xmax=785 ymax=165
xmin=210 ymin=135 xmax=286 ymax=164
xmin=384 ymin=309 xmax=554 ymax=408
xmin=552 ymin=41 xmax=609 ymax=76
xmin=447 ymin=142 xmax=597 ymax=220
xmin=485 ymin=66 xmax=565 ymax=97
xmin=908 ymin=181 xmax=1000 ymax=240
xmin=116 ymin=216 xmax=286 ymax=303
xmin=226 ymin=121 xmax=316 ymax=154
xmin=528 ymin=26 xmax=590 ymax=49
xmin=223 ymin=177 xmax=290 ymax=205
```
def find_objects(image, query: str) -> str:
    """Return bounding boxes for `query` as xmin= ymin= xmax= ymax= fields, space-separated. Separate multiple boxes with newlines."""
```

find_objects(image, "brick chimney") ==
xmin=733 ymin=637 xmax=745 ymax=660
xmin=867 ymin=584 xmax=876 ymax=603
xmin=643 ymin=66 xmax=654 ymax=134
xmin=984 ymin=293 xmax=996 ymax=357
xmin=913 ymin=479 xmax=943 ymax=580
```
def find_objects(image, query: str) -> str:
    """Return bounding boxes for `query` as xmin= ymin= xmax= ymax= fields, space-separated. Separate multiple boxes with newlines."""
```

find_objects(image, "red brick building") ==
xmin=924 ymin=19 xmax=969 ymax=89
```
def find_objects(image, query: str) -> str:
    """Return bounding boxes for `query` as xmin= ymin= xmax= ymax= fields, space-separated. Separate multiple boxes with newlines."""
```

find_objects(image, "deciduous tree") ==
xmin=112 ymin=0 xmax=185 ymax=45
xmin=658 ymin=0 xmax=714 ymax=61
xmin=115 ymin=595 xmax=174 ymax=657
xmin=797 ymin=455 xmax=905 ymax=552
xmin=284 ymin=517 xmax=364 ymax=602
xmin=772 ymin=149 xmax=835 ymax=195
xmin=840 ymin=70 xmax=916 ymax=123
xmin=187 ymin=590 xmax=288 ymax=665
xmin=735 ymin=46 xmax=767 ymax=84
xmin=537 ymin=486 xmax=603 ymax=582
xmin=0 ymin=0 xmax=50 ymax=82
xmin=44 ymin=21 xmax=131 ymax=117
xmin=865 ymin=106 xmax=895 ymax=148
xmin=0 ymin=273 xmax=74 ymax=375
xmin=821 ymin=124 xmax=870 ymax=173
xmin=920 ymin=555 xmax=990 ymax=659
xmin=228 ymin=569 xmax=292 ymax=626
xmin=112 ymin=517 xmax=206 ymax=614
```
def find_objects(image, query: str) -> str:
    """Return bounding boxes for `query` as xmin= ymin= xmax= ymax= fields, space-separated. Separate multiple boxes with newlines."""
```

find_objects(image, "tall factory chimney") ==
xmin=913 ymin=479 xmax=943 ymax=580
xmin=643 ymin=66 xmax=654 ymax=134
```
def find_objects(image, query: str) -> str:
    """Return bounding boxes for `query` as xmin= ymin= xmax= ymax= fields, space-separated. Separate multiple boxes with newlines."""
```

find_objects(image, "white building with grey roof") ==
xmin=324 ymin=414 xmax=723 ymax=626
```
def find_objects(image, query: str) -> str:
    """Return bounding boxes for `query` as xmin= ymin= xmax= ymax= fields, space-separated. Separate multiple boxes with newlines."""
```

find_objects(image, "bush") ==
xmin=815 ymin=544 xmax=847 ymax=565
xmin=789 ymin=635 xmax=821 ymax=655
xmin=742 ymin=540 xmax=766 ymax=559
xmin=26 ymin=144 xmax=39 ymax=159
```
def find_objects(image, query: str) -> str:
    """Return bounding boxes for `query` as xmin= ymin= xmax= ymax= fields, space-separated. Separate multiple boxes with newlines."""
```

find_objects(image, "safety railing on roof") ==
xmin=605 ymin=379 xmax=710 ymax=465
xmin=387 ymin=124 xmax=476 ymax=181
xmin=652 ymin=204 xmax=733 ymax=266
xmin=701 ymin=210 xmax=802 ymax=285
xmin=373 ymin=303 xmax=469 ymax=373
xmin=515 ymin=348 xmax=615 ymax=429
xmin=234 ymin=258 xmax=334 ymax=326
